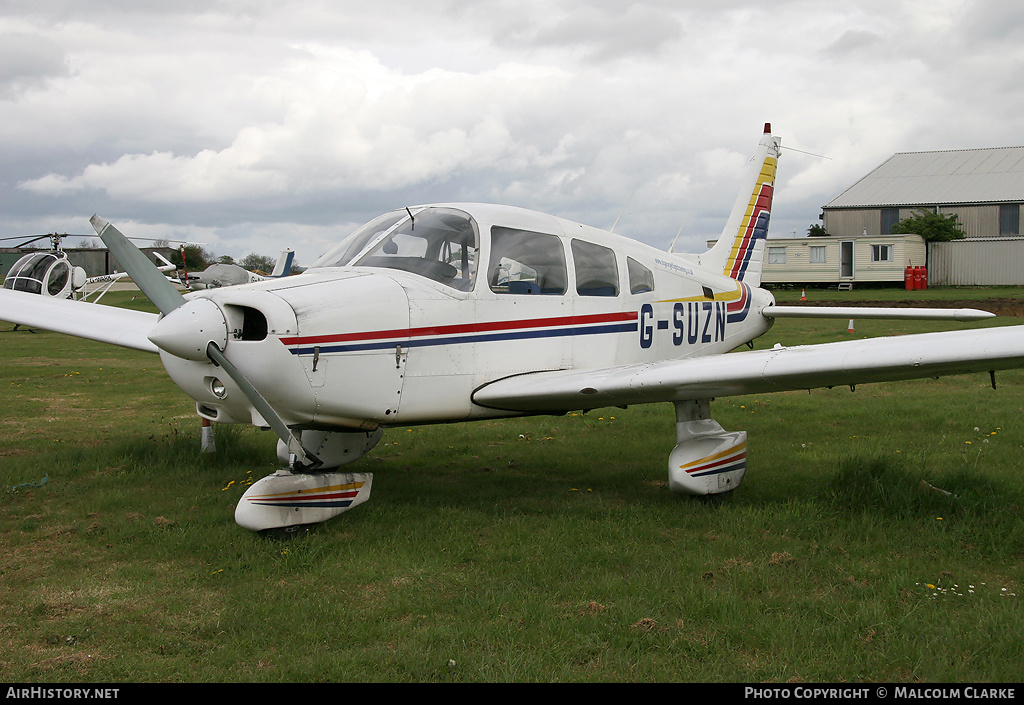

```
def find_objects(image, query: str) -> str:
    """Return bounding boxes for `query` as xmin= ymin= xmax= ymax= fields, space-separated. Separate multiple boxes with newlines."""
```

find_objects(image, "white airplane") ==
xmin=2 ymin=124 xmax=1022 ymax=534
xmin=188 ymin=249 xmax=295 ymax=290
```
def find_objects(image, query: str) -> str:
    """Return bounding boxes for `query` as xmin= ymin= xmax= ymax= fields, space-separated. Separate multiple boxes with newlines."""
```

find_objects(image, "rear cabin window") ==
xmin=488 ymin=227 xmax=567 ymax=295
xmin=571 ymin=239 xmax=619 ymax=296
xmin=627 ymin=257 xmax=654 ymax=294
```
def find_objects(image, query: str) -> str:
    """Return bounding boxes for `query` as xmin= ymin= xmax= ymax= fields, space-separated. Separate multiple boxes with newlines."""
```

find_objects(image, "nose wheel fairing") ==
xmin=235 ymin=468 xmax=373 ymax=532
xmin=231 ymin=428 xmax=383 ymax=532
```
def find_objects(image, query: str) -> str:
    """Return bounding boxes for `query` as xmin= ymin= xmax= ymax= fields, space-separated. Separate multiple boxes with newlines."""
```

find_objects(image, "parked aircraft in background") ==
xmin=2 ymin=233 xmax=175 ymax=302
xmin=188 ymin=249 xmax=295 ymax=290
xmin=1 ymin=125 xmax=1020 ymax=534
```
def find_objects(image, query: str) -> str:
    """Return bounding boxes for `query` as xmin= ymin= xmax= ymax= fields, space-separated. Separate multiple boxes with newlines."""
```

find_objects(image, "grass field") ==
xmin=1 ymin=288 xmax=1023 ymax=682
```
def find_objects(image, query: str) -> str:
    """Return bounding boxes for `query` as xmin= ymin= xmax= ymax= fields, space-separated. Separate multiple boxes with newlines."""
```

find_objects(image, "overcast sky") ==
xmin=2 ymin=0 xmax=1022 ymax=267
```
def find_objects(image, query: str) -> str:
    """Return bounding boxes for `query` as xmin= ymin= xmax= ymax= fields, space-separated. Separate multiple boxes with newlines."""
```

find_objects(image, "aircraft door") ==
xmin=396 ymin=223 xmax=576 ymax=423
xmin=477 ymin=225 xmax=574 ymax=372
xmin=568 ymin=238 xmax=626 ymax=369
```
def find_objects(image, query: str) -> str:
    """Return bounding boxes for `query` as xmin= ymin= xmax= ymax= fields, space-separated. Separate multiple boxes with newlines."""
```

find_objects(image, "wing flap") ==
xmin=472 ymin=325 xmax=1024 ymax=412
xmin=0 ymin=288 xmax=159 ymax=353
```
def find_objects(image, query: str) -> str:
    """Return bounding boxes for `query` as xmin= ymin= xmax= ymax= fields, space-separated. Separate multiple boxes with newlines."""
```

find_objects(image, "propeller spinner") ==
xmin=90 ymin=215 xmax=321 ymax=469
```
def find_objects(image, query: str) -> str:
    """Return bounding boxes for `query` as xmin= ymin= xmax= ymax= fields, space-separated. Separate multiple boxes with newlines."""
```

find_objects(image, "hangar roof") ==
xmin=825 ymin=146 xmax=1024 ymax=209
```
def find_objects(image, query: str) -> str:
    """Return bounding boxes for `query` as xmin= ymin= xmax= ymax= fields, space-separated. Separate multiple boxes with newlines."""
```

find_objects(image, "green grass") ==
xmin=1 ymin=290 xmax=1022 ymax=682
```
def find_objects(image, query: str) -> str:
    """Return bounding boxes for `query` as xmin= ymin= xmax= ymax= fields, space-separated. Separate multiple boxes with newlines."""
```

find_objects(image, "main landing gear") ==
xmin=668 ymin=399 xmax=747 ymax=495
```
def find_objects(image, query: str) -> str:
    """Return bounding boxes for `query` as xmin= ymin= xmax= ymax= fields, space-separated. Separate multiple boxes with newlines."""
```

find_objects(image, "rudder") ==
xmin=700 ymin=125 xmax=780 ymax=286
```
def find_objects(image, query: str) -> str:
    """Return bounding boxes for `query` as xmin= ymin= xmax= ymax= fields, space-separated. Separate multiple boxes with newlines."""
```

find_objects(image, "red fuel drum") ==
xmin=915 ymin=266 xmax=928 ymax=290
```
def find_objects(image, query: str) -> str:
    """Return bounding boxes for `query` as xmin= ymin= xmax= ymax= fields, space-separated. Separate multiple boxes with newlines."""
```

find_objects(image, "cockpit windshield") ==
xmin=311 ymin=208 xmax=479 ymax=291
xmin=354 ymin=208 xmax=478 ymax=290
xmin=312 ymin=211 xmax=408 ymax=269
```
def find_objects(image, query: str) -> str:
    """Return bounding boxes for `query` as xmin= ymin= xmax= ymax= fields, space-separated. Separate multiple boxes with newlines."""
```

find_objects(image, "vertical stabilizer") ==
xmin=271 ymin=249 xmax=295 ymax=277
xmin=700 ymin=125 xmax=780 ymax=285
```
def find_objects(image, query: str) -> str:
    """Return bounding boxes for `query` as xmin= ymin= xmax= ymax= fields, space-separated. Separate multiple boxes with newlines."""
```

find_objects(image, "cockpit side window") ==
xmin=488 ymin=227 xmax=567 ymax=295
xmin=312 ymin=211 xmax=407 ymax=268
xmin=627 ymin=257 xmax=655 ymax=294
xmin=571 ymin=239 xmax=619 ymax=296
xmin=354 ymin=208 xmax=478 ymax=291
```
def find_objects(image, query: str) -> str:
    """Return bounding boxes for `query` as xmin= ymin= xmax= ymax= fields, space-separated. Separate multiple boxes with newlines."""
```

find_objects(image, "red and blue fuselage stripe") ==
xmin=726 ymin=283 xmax=752 ymax=324
xmin=281 ymin=311 xmax=639 ymax=355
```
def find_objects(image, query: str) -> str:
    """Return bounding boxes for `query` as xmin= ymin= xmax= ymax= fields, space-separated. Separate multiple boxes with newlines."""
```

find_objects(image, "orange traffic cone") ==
xmin=847 ymin=319 xmax=855 ymax=333
xmin=800 ymin=289 xmax=807 ymax=301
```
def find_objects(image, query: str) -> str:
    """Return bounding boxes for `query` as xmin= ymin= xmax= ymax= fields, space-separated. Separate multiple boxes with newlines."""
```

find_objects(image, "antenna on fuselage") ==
xmin=667 ymin=211 xmax=691 ymax=253
xmin=781 ymin=145 xmax=831 ymax=160
xmin=610 ymin=186 xmax=638 ymax=233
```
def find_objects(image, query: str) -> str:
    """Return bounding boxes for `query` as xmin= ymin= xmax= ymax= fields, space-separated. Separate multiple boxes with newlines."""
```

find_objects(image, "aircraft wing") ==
xmin=472 ymin=324 xmax=1024 ymax=412
xmin=0 ymin=288 xmax=159 ymax=353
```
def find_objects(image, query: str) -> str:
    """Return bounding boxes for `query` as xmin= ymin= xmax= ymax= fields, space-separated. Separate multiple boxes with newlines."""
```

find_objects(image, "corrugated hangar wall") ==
xmin=1 ymin=247 xmax=176 ymax=279
xmin=928 ymin=239 xmax=1024 ymax=285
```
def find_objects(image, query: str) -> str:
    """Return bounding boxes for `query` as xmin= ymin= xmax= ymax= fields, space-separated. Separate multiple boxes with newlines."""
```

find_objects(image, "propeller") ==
xmin=90 ymin=215 xmax=321 ymax=469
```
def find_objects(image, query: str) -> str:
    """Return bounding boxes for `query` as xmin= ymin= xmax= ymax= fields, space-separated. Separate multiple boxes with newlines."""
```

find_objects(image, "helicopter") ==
xmin=2 ymin=232 xmax=179 ymax=302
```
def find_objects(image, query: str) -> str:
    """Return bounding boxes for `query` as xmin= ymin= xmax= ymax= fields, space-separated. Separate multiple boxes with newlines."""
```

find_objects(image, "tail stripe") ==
xmin=724 ymin=157 xmax=777 ymax=279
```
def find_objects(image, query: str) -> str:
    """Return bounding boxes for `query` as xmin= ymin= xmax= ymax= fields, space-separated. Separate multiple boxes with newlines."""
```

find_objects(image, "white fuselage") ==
xmin=158 ymin=204 xmax=775 ymax=431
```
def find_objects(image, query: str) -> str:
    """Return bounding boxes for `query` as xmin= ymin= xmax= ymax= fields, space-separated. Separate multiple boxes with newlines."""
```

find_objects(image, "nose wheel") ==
xmin=234 ymin=468 xmax=373 ymax=531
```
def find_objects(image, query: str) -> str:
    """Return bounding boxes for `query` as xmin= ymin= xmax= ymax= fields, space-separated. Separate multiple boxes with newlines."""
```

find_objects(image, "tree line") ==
xmin=169 ymin=245 xmax=301 ymax=274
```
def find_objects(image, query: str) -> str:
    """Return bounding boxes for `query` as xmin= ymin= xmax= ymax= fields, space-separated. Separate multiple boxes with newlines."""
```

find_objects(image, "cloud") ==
xmin=489 ymin=3 xmax=684 ymax=61
xmin=4 ymin=1 xmax=1024 ymax=264
xmin=821 ymin=29 xmax=884 ymax=58
xmin=0 ymin=32 xmax=69 ymax=97
xmin=18 ymin=53 xmax=577 ymax=205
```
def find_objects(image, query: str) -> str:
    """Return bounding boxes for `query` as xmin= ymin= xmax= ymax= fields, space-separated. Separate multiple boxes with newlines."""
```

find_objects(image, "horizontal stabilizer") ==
xmin=764 ymin=306 xmax=995 ymax=321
